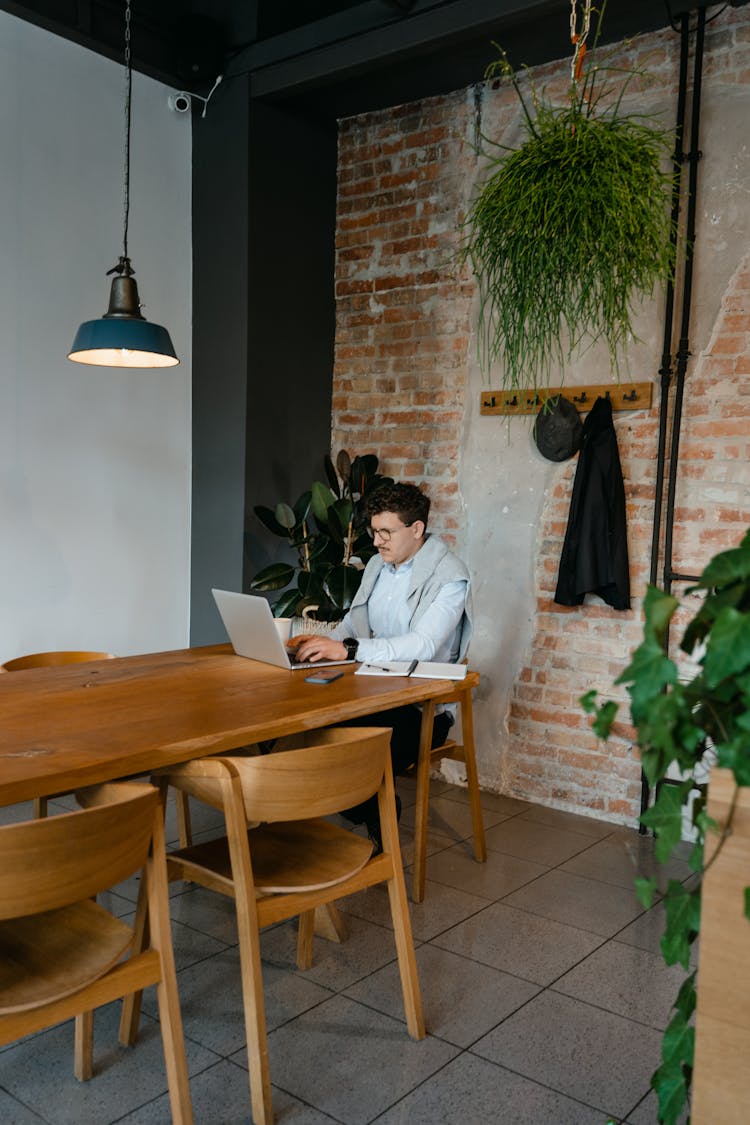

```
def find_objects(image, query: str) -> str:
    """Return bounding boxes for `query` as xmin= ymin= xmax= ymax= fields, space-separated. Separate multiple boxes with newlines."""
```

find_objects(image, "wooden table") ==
xmin=0 ymin=644 xmax=464 ymax=805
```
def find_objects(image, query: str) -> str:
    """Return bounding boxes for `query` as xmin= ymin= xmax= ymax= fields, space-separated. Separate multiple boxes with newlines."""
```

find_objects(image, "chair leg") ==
xmin=175 ymin=790 xmax=193 ymax=849
xmin=296 ymin=911 xmax=315 ymax=970
xmin=379 ymin=775 xmax=425 ymax=1040
xmin=146 ymin=813 xmax=194 ymax=1125
xmin=33 ymin=796 xmax=48 ymax=818
xmin=119 ymin=852 xmax=150 ymax=1047
xmin=460 ymin=689 xmax=486 ymax=863
xmin=223 ymin=775 xmax=274 ymax=1125
xmin=412 ymin=699 xmax=435 ymax=904
xmin=74 ymin=1011 xmax=94 ymax=1081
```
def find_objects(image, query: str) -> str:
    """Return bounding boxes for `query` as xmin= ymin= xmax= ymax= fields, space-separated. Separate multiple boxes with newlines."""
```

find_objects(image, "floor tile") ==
xmin=400 ymin=795 xmax=507 ymax=841
xmin=260 ymin=913 xmax=421 ymax=991
xmin=553 ymin=941 xmax=688 ymax=1030
xmin=517 ymin=804 xmax=615 ymax=839
xmin=141 ymin=946 xmax=331 ymax=1056
xmin=410 ymin=841 xmax=549 ymax=900
xmin=484 ymin=817 xmax=597 ymax=866
xmin=0 ymin=1005 xmax=217 ymax=1125
xmin=626 ymin=1088 xmax=689 ymax=1125
xmin=560 ymin=830 xmax=692 ymax=892
xmin=432 ymin=902 xmax=602 ymax=985
xmin=0 ymin=1089 xmax=46 ymax=1124
xmin=344 ymin=943 xmax=540 ymax=1047
xmin=614 ymin=904 xmax=700 ymax=968
xmin=503 ymin=869 xmax=646 ymax=937
xmin=340 ymin=876 xmax=490 ymax=942
xmin=473 ymin=990 xmax=663 ymax=1120
xmin=437 ymin=786 xmax=532 ymax=818
xmin=257 ymin=993 xmax=458 ymax=1125
xmin=118 ymin=1057 xmax=339 ymax=1124
xmin=167 ymin=884 xmax=241 ymax=945
xmin=396 ymin=824 xmax=457 ymax=868
xmin=373 ymin=1051 xmax=607 ymax=1125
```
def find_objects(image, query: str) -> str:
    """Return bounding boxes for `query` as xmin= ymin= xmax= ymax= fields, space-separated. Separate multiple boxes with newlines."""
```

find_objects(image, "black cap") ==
xmin=533 ymin=395 xmax=583 ymax=462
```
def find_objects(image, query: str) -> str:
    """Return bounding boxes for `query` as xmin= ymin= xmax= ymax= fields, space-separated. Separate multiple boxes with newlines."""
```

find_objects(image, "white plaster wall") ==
xmin=0 ymin=12 xmax=192 ymax=661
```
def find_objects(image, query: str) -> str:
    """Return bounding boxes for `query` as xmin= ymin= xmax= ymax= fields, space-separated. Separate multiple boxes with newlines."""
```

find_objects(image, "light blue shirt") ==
xmin=332 ymin=556 xmax=467 ymax=665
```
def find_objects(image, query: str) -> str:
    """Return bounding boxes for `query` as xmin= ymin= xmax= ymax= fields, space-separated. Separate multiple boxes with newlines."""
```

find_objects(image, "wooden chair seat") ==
xmin=153 ymin=726 xmax=423 ymax=1125
xmin=175 ymin=819 xmax=373 ymax=894
xmin=0 ymin=901 xmax=133 ymax=1013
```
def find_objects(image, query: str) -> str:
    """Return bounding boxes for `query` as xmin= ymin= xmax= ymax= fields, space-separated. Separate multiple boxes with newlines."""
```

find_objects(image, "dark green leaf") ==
xmin=635 ymin=876 xmax=657 ymax=910
xmin=326 ymin=564 xmax=362 ymax=611
xmin=651 ymin=1059 xmax=689 ymax=1125
xmin=324 ymin=454 xmax=341 ymax=497
xmin=661 ymin=1012 xmax=694 ymax=1070
xmin=311 ymin=481 xmax=335 ymax=524
xmin=693 ymin=543 xmax=750 ymax=591
xmin=640 ymin=784 xmax=691 ymax=864
xmin=592 ymin=700 xmax=618 ymax=740
xmin=298 ymin=570 xmax=326 ymax=602
xmin=293 ymin=491 xmax=312 ymax=525
xmin=336 ymin=449 xmax=352 ymax=482
xmin=331 ymin=498 xmax=354 ymax=535
xmin=272 ymin=588 xmax=302 ymax=617
xmin=744 ymin=887 xmax=750 ymax=922
xmin=580 ymin=690 xmax=597 ymax=714
xmin=618 ymin=637 xmax=677 ymax=718
xmin=703 ymin=606 xmax=750 ymax=688
xmin=716 ymin=739 xmax=750 ymax=787
xmin=248 ymin=563 xmax=295 ymax=592
xmin=661 ymin=880 xmax=700 ymax=969
xmin=681 ymin=582 xmax=745 ymax=655
xmin=254 ymin=505 xmax=286 ymax=537
xmin=673 ymin=970 xmax=697 ymax=1022
xmin=274 ymin=502 xmax=296 ymax=531
xmin=642 ymin=585 xmax=680 ymax=644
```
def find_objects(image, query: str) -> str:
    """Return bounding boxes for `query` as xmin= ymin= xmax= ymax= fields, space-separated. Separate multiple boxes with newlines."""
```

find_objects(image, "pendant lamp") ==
xmin=68 ymin=0 xmax=179 ymax=368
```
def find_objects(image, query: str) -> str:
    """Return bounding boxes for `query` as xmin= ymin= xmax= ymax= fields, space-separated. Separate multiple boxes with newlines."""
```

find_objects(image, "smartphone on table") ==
xmin=304 ymin=670 xmax=344 ymax=684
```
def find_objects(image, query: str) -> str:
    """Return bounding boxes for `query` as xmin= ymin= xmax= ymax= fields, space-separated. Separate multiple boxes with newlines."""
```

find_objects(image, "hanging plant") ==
xmin=463 ymin=0 xmax=676 ymax=391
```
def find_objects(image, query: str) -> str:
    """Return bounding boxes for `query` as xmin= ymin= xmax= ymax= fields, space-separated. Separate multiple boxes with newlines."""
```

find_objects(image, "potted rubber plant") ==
xmin=463 ymin=0 xmax=676 ymax=391
xmin=248 ymin=450 xmax=393 ymax=622
xmin=583 ymin=529 xmax=750 ymax=1124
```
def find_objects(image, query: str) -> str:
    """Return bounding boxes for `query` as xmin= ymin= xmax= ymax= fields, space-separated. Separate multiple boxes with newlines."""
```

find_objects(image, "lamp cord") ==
xmin=123 ymin=0 xmax=132 ymax=265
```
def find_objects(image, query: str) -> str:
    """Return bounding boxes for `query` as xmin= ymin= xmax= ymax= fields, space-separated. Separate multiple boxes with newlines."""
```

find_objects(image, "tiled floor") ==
xmin=0 ymin=778 xmax=693 ymax=1125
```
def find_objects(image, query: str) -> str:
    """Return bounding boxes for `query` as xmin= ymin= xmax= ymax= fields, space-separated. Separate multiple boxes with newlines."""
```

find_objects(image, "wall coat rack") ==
xmin=480 ymin=381 xmax=653 ymax=416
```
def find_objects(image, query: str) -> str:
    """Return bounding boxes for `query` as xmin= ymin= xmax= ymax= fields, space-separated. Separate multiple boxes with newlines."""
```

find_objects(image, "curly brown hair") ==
xmin=365 ymin=482 xmax=430 ymax=529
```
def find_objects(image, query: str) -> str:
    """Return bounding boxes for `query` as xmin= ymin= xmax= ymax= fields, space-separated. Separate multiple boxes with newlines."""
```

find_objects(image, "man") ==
xmin=291 ymin=482 xmax=472 ymax=846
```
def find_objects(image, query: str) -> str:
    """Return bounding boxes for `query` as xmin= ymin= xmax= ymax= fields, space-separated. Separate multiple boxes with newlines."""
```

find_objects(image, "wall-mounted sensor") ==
xmin=168 ymin=92 xmax=192 ymax=113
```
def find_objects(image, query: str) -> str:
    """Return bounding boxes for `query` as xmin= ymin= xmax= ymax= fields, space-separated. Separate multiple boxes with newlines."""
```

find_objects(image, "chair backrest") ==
xmin=0 ymin=782 xmax=159 ymax=920
xmin=0 ymin=651 xmax=115 ymax=673
xmin=229 ymin=727 xmax=391 ymax=823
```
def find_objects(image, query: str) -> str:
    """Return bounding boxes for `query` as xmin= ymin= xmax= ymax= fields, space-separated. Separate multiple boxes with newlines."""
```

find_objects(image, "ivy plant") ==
xmin=462 ymin=2 xmax=675 ymax=391
xmin=583 ymin=529 xmax=750 ymax=1124
xmin=248 ymin=450 xmax=392 ymax=621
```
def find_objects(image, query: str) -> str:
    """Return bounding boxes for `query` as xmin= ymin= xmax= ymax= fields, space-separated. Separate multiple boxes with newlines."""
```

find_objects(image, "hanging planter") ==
xmin=463 ymin=0 xmax=676 ymax=392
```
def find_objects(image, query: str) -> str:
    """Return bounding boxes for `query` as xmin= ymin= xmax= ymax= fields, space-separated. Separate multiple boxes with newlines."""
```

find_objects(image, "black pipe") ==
xmin=649 ymin=10 xmax=690 ymax=588
xmin=641 ymin=9 xmax=705 ymax=825
xmin=662 ymin=7 xmax=706 ymax=614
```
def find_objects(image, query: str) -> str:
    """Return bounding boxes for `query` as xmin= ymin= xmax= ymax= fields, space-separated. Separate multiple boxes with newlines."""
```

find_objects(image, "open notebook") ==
xmin=356 ymin=661 xmax=466 ymax=680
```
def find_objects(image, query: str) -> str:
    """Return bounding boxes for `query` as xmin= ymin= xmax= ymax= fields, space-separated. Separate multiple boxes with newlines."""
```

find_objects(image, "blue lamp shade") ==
xmin=68 ymin=274 xmax=179 ymax=368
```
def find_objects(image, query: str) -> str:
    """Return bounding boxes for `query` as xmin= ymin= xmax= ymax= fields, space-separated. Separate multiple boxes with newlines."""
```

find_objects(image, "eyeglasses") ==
xmin=366 ymin=522 xmax=412 ymax=542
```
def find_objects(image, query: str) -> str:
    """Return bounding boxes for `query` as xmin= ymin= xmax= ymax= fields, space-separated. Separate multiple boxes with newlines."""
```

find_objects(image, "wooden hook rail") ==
xmin=479 ymin=381 xmax=653 ymax=417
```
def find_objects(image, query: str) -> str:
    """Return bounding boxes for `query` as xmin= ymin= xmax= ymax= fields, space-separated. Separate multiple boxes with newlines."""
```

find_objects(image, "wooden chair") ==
xmin=151 ymin=727 xmax=424 ymax=1125
xmin=411 ymin=669 xmax=484 ymax=903
xmin=0 ymin=781 xmax=193 ymax=1125
xmin=0 ymin=651 xmax=115 ymax=818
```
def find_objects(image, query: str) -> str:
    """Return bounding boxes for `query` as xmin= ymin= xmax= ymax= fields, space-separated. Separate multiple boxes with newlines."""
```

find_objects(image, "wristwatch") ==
xmin=342 ymin=638 xmax=359 ymax=661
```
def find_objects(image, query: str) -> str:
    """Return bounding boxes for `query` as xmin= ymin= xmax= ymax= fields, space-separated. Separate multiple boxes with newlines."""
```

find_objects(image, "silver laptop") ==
xmin=211 ymin=589 xmax=350 ymax=671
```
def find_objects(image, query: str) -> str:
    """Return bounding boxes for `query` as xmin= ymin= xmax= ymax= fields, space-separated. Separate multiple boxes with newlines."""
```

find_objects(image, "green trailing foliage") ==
xmin=582 ymin=529 xmax=750 ymax=1123
xmin=248 ymin=450 xmax=393 ymax=621
xmin=462 ymin=13 xmax=676 ymax=391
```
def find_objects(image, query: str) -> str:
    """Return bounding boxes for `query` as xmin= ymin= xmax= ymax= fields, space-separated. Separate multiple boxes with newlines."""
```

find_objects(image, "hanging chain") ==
xmin=569 ymin=0 xmax=592 ymax=84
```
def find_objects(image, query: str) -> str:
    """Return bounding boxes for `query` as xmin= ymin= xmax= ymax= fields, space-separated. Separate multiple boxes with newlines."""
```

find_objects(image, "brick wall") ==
xmin=332 ymin=7 xmax=750 ymax=823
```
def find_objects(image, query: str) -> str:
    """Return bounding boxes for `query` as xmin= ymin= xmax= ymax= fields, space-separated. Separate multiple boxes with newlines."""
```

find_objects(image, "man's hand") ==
xmin=288 ymin=635 xmax=348 ymax=664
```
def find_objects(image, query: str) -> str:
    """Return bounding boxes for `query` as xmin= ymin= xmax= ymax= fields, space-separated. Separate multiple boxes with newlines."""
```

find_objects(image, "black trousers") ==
xmin=341 ymin=704 xmax=452 ymax=827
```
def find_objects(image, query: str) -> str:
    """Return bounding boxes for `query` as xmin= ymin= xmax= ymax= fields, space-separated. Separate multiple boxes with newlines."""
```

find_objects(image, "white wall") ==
xmin=0 ymin=12 xmax=192 ymax=661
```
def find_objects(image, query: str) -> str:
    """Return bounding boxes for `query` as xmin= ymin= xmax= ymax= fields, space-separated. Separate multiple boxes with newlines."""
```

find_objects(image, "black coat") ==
xmin=554 ymin=396 xmax=630 ymax=611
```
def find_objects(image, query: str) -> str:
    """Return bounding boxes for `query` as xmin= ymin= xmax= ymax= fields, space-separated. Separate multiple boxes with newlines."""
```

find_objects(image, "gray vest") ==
xmin=348 ymin=535 xmax=472 ymax=660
